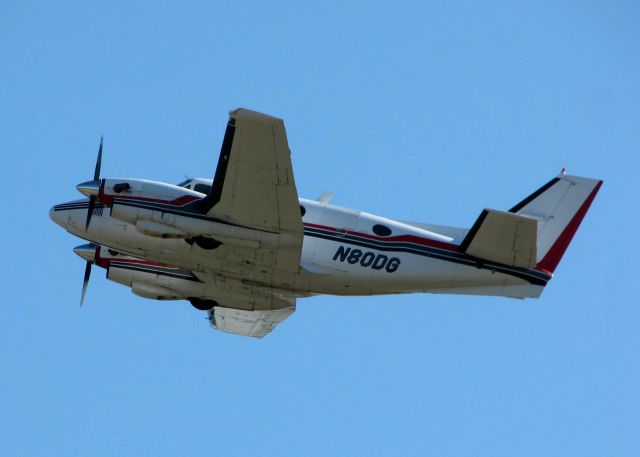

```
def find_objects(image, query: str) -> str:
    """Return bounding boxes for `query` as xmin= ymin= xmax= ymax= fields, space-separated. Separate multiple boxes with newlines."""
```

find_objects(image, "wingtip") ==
xmin=229 ymin=108 xmax=282 ymax=123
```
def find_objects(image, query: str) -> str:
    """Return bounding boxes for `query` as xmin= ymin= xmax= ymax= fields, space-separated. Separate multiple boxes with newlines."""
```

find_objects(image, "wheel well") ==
xmin=188 ymin=297 xmax=218 ymax=311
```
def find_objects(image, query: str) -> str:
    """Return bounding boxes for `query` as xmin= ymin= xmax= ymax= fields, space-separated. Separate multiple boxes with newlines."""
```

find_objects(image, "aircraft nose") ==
xmin=49 ymin=204 xmax=65 ymax=227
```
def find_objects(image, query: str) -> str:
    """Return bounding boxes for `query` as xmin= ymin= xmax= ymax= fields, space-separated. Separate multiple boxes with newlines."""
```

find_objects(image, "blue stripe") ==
xmin=304 ymin=226 xmax=550 ymax=286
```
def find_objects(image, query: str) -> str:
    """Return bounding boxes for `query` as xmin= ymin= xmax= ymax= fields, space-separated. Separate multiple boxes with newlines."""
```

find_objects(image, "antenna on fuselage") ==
xmin=316 ymin=191 xmax=335 ymax=204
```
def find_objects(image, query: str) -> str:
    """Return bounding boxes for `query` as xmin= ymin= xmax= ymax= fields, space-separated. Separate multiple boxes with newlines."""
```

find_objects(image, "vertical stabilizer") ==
xmin=509 ymin=175 xmax=602 ymax=274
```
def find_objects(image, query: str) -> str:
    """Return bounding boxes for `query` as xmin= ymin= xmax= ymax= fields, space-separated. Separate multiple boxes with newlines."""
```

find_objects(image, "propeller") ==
xmin=76 ymin=136 xmax=103 ymax=230
xmin=74 ymin=243 xmax=97 ymax=306
xmin=81 ymin=261 xmax=92 ymax=306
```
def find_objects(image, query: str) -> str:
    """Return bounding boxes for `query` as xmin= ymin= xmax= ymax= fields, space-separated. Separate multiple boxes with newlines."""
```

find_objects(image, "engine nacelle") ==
xmin=106 ymin=263 xmax=201 ymax=301
xmin=105 ymin=178 xmax=202 ymax=225
xmin=101 ymin=178 xmax=196 ymax=204
xmin=103 ymin=178 xmax=297 ymax=249
xmin=131 ymin=282 xmax=182 ymax=300
xmin=135 ymin=219 xmax=187 ymax=238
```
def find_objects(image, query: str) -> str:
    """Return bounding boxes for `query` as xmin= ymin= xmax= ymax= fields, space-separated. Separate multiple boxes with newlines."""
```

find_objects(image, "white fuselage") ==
xmin=49 ymin=110 xmax=601 ymax=337
xmin=50 ymin=178 xmax=547 ymax=300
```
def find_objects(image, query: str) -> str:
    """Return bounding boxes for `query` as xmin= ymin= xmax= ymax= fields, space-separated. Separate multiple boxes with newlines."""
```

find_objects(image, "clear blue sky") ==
xmin=1 ymin=1 xmax=638 ymax=456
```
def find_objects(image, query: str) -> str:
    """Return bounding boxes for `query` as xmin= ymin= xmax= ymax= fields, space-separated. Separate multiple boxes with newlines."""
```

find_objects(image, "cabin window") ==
xmin=194 ymin=184 xmax=212 ymax=194
xmin=372 ymin=224 xmax=392 ymax=236
xmin=300 ymin=205 xmax=307 ymax=217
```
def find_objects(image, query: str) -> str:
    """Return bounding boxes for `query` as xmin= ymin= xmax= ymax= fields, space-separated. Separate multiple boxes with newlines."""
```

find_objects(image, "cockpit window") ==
xmin=194 ymin=184 xmax=212 ymax=194
xmin=176 ymin=179 xmax=191 ymax=188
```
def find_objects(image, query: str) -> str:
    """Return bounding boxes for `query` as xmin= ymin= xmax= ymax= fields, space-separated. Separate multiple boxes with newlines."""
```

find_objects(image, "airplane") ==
xmin=50 ymin=108 xmax=603 ymax=338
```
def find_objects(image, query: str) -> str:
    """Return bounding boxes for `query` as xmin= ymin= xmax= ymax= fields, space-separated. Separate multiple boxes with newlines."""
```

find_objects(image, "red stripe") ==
xmin=94 ymin=246 xmax=109 ymax=269
xmin=95 ymin=250 xmax=179 ymax=270
xmin=98 ymin=180 xmax=112 ymax=205
xmin=111 ymin=194 xmax=200 ymax=206
xmin=97 ymin=184 xmax=200 ymax=207
xmin=110 ymin=258 xmax=180 ymax=269
xmin=536 ymin=180 xmax=603 ymax=274
xmin=303 ymin=222 xmax=459 ymax=251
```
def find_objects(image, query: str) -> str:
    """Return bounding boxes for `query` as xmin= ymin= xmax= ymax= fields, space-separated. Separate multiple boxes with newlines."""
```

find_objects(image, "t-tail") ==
xmin=458 ymin=173 xmax=602 ymax=296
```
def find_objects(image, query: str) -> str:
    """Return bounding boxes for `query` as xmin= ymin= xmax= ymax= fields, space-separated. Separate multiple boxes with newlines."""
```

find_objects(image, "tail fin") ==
xmin=509 ymin=175 xmax=602 ymax=273
xmin=459 ymin=174 xmax=602 ymax=275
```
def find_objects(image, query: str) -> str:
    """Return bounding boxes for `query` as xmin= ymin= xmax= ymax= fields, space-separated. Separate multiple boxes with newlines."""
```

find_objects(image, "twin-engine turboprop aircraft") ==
xmin=50 ymin=108 xmax=602 ymax=338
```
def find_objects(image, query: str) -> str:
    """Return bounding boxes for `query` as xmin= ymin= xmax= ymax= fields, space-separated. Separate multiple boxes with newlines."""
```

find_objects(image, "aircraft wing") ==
xmin=198 ymin=108 xmax=303 ymax=235
xmin=210 ymin=305 xmax=295 ymax=338
xmin=208 ymin=292 xmax=296 ymax=338
xmin=100 ymin=243 xmax=296 ymax=338
xmin=196 ymin=108 xmax=303 ymax=273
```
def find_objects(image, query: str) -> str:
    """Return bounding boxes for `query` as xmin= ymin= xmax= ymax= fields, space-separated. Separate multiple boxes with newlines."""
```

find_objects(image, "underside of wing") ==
xmin=97 ymin=244 xmax=296 ymax=338
xmin=210 ymin=305 xmax=295 ymax=338
xmin=208 ymin=292 xmax=296 ymax=338
xmin=197 ymin=108 xmax=304 ymax=273
xmin=198 ymin=108 xmax=303 ymax=234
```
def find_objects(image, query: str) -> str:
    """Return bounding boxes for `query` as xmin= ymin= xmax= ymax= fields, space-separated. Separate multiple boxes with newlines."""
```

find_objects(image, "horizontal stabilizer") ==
xmin=459 ymin=209 xmax=538 ymax=268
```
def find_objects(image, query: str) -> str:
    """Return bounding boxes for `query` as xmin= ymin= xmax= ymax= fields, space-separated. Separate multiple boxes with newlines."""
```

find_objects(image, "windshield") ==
xmin=194 ymin=183 xmax=212 ymax=194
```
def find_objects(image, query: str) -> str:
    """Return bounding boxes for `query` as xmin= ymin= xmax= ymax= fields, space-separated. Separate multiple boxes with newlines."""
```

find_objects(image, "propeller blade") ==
xmin=84 ymin=137 xmax=103 ymax=230
xmin=81 ymin=260 xmax=92 ymax=306
xmin=85 ymin=196 xmax=96 ymax=231
xmin=94 ymin=136 xmax=103 ymax=181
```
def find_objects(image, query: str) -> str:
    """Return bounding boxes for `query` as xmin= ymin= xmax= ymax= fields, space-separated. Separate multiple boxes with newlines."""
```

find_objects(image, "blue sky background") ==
xmin=1 ymin=1 xmax=638 ymax=455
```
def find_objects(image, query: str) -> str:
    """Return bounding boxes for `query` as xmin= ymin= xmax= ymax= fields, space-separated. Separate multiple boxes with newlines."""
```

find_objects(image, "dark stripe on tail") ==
xmin=509 ymin=177 xmax=560 ymax=213
xmin=196 ymin=117 xmax=236 ymax=213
